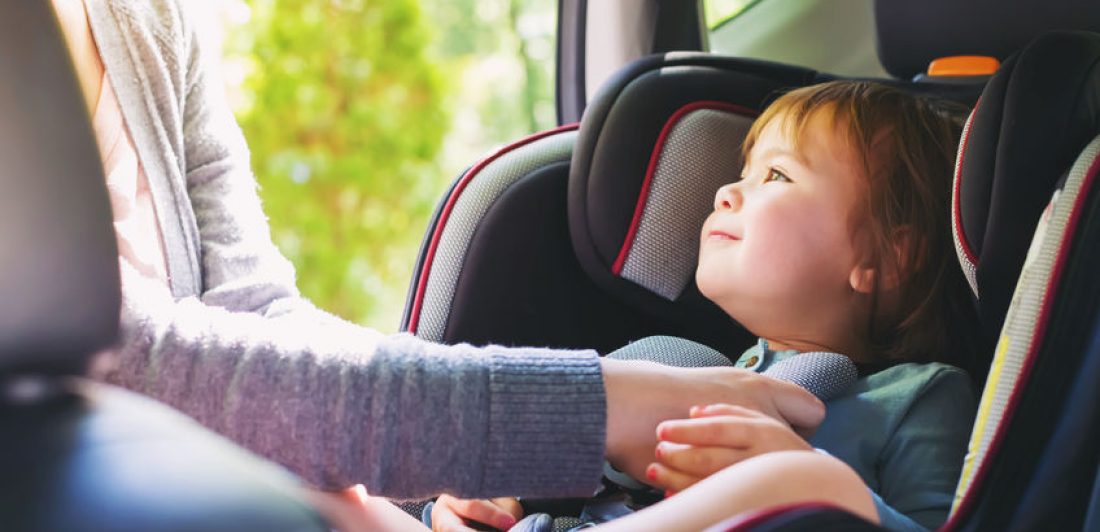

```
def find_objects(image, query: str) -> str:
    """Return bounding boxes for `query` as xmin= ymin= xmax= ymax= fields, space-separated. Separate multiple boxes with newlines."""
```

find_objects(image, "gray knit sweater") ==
xmin=85 ymin=0 xmax=605 ymax=499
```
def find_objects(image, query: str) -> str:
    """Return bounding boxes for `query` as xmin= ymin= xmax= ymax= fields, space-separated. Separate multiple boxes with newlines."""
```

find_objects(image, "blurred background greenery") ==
xmin=212 ymin=0 xmax=745 ymax=331
xmin=217 ymin=0 xmax=555 ymax=331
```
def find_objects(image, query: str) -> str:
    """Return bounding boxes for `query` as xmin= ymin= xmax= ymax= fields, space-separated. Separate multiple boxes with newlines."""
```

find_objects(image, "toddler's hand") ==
xmin=431 ymin=494 xmax=523 ymax=532
xmin=302 ymin=485 xmax=424 ymax=531
xmin=647 ymin=404 xmax=812 ymax=493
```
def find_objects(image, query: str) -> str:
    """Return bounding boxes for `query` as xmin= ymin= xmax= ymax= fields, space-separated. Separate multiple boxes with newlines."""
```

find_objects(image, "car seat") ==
xmin=713 ymin=29 xmax=1100 ymax=532
xmin=400 ymin=50 xmax=987 ymax=358
xmin=398 ymin=50 xmax=831 ymax=524
xmin=402 ymin=53 xmax=824 ymax=356
xmin=0 ymin=4 xmax=328 ymax=531
xmin=398 ymin=53 xmax=981 ymax=529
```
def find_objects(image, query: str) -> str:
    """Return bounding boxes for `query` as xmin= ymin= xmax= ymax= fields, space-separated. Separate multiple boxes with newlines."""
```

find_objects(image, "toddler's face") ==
xmin=696 ymin=110 xmax=867 ymax=335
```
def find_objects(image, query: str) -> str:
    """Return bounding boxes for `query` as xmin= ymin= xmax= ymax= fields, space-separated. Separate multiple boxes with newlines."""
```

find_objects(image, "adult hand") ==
xmin=646 ymin=404 xmax=813 ymax=493
xmin=431 ymin=494 xmax=523 ymax=532
xmin=600 ymin=359 xmax=824 ymax=482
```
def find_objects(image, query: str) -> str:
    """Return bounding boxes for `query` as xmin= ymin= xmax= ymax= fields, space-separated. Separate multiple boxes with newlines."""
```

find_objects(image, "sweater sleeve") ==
xmin=873 ymin=367 xmax=977 ymax=531
xmin=177 ymin=0 xmax=309 ymax=317
xmin=98 ymin=1 xmax=607 ymax=499
xmin=104 ymin=293 xmax=606 ymax=498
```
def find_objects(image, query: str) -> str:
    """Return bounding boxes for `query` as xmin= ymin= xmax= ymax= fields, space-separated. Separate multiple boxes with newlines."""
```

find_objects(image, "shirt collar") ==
xmin=734 ymin=338 xmax=804 ymax=373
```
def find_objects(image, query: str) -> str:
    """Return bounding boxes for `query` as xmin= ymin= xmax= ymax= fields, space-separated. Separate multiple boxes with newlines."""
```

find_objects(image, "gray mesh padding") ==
xmin=620 ymin=110 xmax=754 ymax=300
xmin=605 ymin=335 xmax=733 ymax=367
xmin=953 ymin=134 xmax=1100 ymax=507
xmin=952 ymin=109 xmax=980 ymax=298
xmin=417 ymin=131 xmax=577 ymax=342
xmin=763 ymin=352 xmax=858 ymax=402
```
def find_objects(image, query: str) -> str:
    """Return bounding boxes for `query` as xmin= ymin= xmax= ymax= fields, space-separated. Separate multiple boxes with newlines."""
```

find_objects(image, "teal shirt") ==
xmin=736 ymin=341 xmax=977 ymax=531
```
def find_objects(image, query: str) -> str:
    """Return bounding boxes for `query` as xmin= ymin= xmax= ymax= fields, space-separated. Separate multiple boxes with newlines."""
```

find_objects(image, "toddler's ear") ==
xmin=849 ymin=226 xmax=913 ymax=294
xmin=849 ymin=265 xmax=877 ymax=294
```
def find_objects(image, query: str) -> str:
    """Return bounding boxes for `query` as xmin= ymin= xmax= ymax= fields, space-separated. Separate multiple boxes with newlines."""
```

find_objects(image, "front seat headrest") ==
xmin=0 ymin=2 xmax=120 ymax=375
xmin=875 ymin=0 xmax=1100 ymax=80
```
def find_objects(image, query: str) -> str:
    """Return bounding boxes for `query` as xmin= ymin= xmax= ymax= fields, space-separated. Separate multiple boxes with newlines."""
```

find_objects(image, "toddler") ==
xmin=430 ymin=80 xmax=978 ymax=532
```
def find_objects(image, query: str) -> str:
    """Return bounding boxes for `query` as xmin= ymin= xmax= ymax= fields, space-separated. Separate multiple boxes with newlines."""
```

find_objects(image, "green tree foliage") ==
xmin=233 ymin=0 xmax=449 ymax=328
xmin=224 ymin=0 xmax=554 ymax=329
xmin=419 ymin=0 xmax=556 ymax=145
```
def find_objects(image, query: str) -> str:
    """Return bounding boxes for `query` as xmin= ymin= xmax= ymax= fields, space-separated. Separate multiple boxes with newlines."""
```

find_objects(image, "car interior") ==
xmin=3 ymin=0 xmax=1099 ymax=530
xmin=401 ymin=0 xmax=1100 ymax=530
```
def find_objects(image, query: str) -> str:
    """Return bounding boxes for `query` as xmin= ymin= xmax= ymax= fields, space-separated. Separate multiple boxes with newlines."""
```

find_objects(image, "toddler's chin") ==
xmin=694 ymin=270 xmax=717 ymax=300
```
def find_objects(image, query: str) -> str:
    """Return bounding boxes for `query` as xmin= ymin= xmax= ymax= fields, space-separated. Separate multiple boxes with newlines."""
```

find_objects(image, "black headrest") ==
xmin=568 ymin=52 xmax=819 ymax=347
xmin=0 ymin=3 xmax=120 ymax=375
xmin=953 ymin=31 xmax=1100 ymax=354
xmin=875 ymin=0 xmax=1100 ymax=80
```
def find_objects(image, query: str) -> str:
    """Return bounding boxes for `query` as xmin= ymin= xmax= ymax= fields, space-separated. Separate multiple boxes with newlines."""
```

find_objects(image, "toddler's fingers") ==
xmin=489 ymin=497 xmax=525 ymax=520
xmin=433 ymin=495 xmax=516 ymax=531
xmin=657 ymin=415 xmax=759 ymax=446
xmin=430 ymin=498 xmax=476 ymax=532
xmin=655 ymin=442 xmax=747 ymax=477
xmin=689 ymin=403 xmax=766 ymax=419
xmin=455 ymin=498 xmax=518 ymax=530
xmin=644 ymin=462 xmax=704 ymax=493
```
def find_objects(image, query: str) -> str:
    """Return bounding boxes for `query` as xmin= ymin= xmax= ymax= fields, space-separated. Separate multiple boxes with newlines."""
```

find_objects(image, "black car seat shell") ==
xmin=953 ymin=31 xmax=1100 ymax=365
xmin=944 ymin=31 xmax=1100 ymax=532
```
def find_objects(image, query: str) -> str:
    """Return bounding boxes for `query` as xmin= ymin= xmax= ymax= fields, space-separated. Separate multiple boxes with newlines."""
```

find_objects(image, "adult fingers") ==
xmin=685 ymin=368 xmax=823 ymax=434
xmin=690 ymin=401 xmax=820 ymax=440
xmin=763 ymin=375 xmax=826 ymax=435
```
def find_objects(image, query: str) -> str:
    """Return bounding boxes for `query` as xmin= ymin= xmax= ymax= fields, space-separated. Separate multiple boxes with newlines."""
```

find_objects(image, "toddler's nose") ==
xmin=714 ymin=183 xmax=742 ymax=211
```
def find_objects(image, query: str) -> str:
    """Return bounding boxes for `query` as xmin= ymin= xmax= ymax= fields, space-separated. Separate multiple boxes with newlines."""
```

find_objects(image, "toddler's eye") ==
xmin=763 ymin=168 xmax=791 ymax=183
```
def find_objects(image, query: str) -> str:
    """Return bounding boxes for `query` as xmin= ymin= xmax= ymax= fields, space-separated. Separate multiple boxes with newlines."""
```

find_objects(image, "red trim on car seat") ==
xmin=711 ymin=502 xmax=853 ymax=531
xmin=945 ymin=150 xmax=1100 ymax=530
xmin=406 ymin=123 xmax=580 ymax=334
xmin=954 ymin=106 xmax=979 ymax=267
xmin=611 ymin=101 xmax=759 ymax=275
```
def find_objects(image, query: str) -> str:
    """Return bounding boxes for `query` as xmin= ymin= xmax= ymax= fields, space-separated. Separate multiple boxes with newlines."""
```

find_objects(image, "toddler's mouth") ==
xmin=706 ymin=229 xmax=740 ymax=241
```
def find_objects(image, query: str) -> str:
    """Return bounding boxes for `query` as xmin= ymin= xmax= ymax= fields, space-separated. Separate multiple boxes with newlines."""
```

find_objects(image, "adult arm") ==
xmin=95 ymin=0 xmax=612 ymax=499
xmin=107 ymin=275 xmax=608 ymax=499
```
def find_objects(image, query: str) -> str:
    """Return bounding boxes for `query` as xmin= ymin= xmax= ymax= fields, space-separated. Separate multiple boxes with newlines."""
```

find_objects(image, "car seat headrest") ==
xmin=0 ymin=3 xmax=120 ymax=376
xmin=568 ymin=52 xmax=819 ymax=327
xmin=952 ymin=30 xmax=1100 ymax=353
xmin=875 ymin=0 xmax=1100 ymax=80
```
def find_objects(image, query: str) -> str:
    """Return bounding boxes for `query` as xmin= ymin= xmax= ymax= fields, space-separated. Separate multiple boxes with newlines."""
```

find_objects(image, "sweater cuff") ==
xmin=482 ymin=347 xmax=606 ymax=497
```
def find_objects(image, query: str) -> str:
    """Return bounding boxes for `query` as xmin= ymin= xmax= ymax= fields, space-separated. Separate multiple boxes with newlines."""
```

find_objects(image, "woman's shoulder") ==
xmin=99 ymin=0 xmax=187 ymax=31
xmin=94 ymin=0 xmax=193 ymax=54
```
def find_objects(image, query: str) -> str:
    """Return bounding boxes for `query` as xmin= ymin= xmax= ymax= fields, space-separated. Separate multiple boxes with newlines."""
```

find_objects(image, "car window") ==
xmin=705 ymin=0 xmax=889 ymax=78
xmin=214 ymin=0 xmax=556 ymax=330
xmin=704 ymin=0 xmax=758 ymax=29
